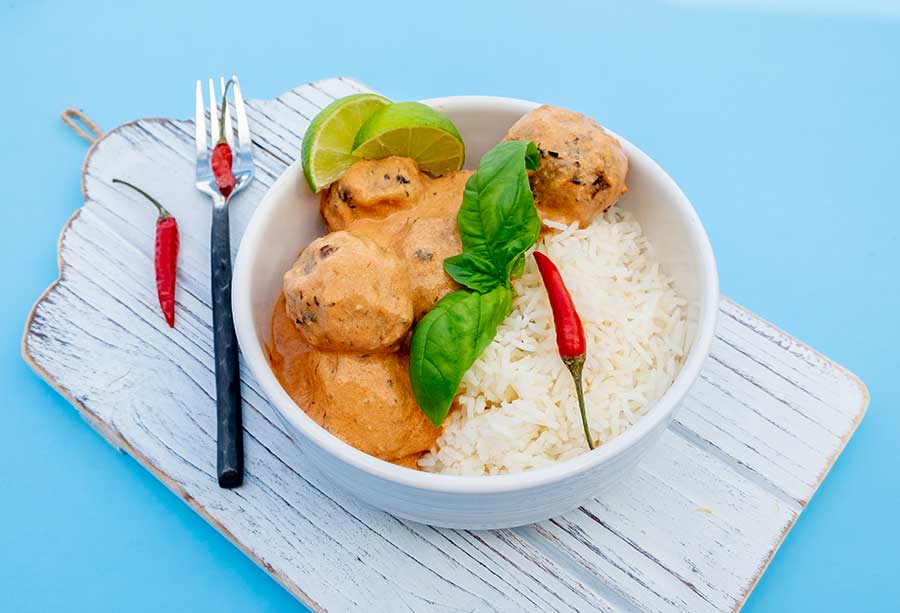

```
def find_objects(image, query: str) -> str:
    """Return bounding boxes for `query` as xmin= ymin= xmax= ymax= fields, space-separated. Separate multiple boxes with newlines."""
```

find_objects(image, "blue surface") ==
xmin=2 ymin=1 xmax=897 ymax=611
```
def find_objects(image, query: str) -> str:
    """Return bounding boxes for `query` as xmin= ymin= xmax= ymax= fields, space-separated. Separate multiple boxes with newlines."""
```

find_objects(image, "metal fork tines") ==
xmin=194 ymin=75 xmax=254 ymax=204
xmin=194 ymin=75 xmax=254 ymax=489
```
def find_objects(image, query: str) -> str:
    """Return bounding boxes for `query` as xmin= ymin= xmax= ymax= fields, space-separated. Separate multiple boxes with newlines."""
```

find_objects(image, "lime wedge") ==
xmin=301 ymin=93 xmax=391 ymax=192
xmin=351 ymin=102 xmax=465 ymax=176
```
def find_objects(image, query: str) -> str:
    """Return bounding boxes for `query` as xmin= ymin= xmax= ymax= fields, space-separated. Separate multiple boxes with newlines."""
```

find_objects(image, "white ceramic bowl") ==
xmin=232 ymin=96 xmax=718 ymax=529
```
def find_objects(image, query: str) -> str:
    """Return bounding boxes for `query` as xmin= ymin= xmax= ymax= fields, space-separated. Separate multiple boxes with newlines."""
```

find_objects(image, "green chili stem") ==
xmin=112 ymin=179 xmax=171 ymax=219
xmin=218 ymin=78 xmax=234 ymax=144
xmin=563 ymin=355 xmax=594 ymax=450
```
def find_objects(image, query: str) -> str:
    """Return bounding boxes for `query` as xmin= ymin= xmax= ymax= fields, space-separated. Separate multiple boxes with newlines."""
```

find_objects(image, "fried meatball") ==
xmin=503 ymin=105 xmax=628 ymax=227
xmin=305 ymin=350 xmax=440 ymax=461
xmin=332 ymin=166 xmax=471 ymax=319
xmin=396 ymin=215 xmax=461 ymax=319
xmin=320 ymin=157 xmax=424 ymax=231
xmin=282 ymin=231 xmax=413 ymax=352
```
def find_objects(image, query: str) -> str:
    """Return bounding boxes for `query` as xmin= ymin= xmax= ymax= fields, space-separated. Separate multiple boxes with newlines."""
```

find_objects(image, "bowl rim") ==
xmin=232 ymin=94 xmax=719 ymax=494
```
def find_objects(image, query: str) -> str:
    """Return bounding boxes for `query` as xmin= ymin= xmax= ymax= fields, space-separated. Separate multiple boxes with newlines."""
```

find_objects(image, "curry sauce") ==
xmin=267 ymin=157 xmax=475 ymax=469
xmin=268 ymin=294 xmax=437 ymax=468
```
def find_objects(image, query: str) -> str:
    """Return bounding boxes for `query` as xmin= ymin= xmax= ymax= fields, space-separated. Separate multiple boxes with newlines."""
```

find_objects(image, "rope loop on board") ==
xmin=61 ymin=109 xmax=104 ymax=145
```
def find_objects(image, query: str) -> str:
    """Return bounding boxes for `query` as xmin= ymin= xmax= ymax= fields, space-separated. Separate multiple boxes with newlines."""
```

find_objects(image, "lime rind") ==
xmin=300 ymin=93 xmax=391 ymax=192
xmin=351 ymin=102 xmax=465 ymax=175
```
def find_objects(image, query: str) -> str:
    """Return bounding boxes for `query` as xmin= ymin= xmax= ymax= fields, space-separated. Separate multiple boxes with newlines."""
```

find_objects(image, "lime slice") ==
xmin=301 ymin=93 xmax=391 ymax=192
xmin=351 ymin=102 xmax=465 ymax=175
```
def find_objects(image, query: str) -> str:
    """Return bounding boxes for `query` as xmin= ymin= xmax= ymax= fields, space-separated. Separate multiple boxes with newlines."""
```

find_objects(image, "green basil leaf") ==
xmin=409 ymin=141 xmax=541 ymax=427
xmin=524 ymin=141 xmax=540 ymax=171
xmin=454 ymin=140 xmax=541 ymax=282
xmin=509 ymin=252 xmax=526 ymax=279
xmin=409 ymin=286 xmax=513 ymax=426
xmin=443 ymin=253 xmax=503 ymax=293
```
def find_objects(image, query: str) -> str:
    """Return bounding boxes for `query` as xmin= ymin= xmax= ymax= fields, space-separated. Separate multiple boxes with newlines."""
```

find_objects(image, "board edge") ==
xmin=19 ymin=115 xmax=325 ymax=613
xmin=721 ymin=296 xmax=870 ymax=611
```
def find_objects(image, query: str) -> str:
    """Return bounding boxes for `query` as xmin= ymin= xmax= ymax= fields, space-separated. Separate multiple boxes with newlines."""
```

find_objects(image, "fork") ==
xmin=195 ymin=75 xmax=254 ymax=488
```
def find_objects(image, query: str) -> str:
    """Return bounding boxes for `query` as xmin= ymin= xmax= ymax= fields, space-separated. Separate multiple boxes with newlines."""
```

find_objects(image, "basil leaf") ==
xmin=454 ymin=140 xmax=541 ymax=283
xmin=509 ymin=252 xmax=526 ymax=279
xmin=523 ymin=141 xmax=540 ymax=171
xmin=443 ymin=253 xmax=503 ymax=293
xmin=409 ymin=286 xmax=512 ymax=426
xmin=409 ymin=141 xmax=541 ymax=427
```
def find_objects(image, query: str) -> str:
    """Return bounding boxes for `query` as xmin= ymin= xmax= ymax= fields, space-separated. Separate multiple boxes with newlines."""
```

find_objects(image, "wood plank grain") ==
xmin=22 ymin=77 xmax=868 ymax=613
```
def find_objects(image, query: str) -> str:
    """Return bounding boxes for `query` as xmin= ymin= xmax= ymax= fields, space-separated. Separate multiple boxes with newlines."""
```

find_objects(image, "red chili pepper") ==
xmin=211 ymin=79 xmax=237 ymax=198
xmin=533 ymin=251 xmax=594 ymax=449
xmin=113 ymin=179 xmax=179 ymax=328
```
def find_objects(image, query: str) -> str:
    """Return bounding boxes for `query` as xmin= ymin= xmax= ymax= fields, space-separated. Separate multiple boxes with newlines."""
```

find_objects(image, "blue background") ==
xmin=2 ymin=0 xmax=897 ymax=611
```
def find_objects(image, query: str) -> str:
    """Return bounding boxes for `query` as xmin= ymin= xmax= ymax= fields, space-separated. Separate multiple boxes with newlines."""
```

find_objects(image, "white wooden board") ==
xmin=22 ymin=77 xmax=868 ymax=612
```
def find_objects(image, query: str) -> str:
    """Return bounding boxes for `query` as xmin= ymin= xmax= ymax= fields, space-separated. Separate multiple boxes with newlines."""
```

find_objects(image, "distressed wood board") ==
xmin=22 ymin=77 xmax=868 ymax=612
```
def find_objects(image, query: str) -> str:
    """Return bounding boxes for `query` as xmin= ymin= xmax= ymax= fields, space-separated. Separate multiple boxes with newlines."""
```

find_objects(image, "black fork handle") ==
xmin=211 ymin=203 xmax=243 ymax=488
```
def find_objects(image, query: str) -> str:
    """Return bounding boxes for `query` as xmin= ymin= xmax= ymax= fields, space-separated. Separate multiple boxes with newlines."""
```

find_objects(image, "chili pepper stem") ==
xmin=218 ymin=78 xmax=234 ymax=144
xmin=112 ymin=179 xmax=171 ymax=219
xmin=563 ymin=355 xmax=594 ymax=450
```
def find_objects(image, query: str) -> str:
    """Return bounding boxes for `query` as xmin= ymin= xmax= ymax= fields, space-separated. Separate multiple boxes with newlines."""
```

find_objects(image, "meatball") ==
xmin=320 ymin=157 xmax=424 ymax=231
xmin=503 ymin=105 xmax=628 ymax=227
xmin=305 ymin=350 xmax=440 ymax=461
xmin=340 ymin=168 xmax=471 ymax=319
xmin=396 ymin=215 xmax=462 ymax=319
xmin=283 ymin=231 xmax=413 ymax=352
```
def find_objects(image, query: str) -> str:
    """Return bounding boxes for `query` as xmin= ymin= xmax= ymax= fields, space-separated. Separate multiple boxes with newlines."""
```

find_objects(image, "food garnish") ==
xmin=409 ymin=286 xmax=513 ymax=427
xmin=112 ymin=179 xmax=180 ymax=328
xmin=351 ymin=102 xmax=465 ymax=177
xmin=301 ymin=93 xmax=391 ymax=192
xmin=533 ymin=251 xmax=594 ymax=449
xmin=443 ymin=141 xmax=541 ymax=292
xmin=301 ymin=95 xmax=466 ymax=194
xmin=409 ymin=140 xmax=540 ymax=427
xmin=211 ymin=78 xmax=237 ymax=198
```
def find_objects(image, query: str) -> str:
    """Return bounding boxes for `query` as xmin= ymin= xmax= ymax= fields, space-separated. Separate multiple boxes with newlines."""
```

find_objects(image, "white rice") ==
xmin=418 ymin=208 xmax=688 ymax=475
